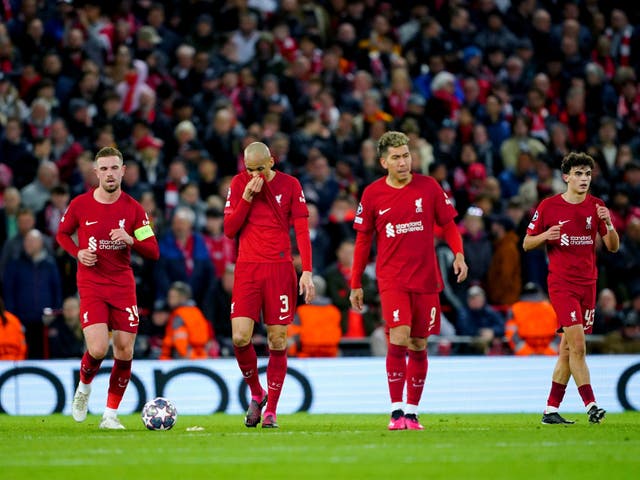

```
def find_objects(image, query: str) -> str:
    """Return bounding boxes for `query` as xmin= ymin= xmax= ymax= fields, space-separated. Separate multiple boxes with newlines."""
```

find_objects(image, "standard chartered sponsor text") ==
xmin=99 ymin=240 xmax=127 ymax=250
xmin=395 ymin=221 xmax=424 ymax=234
xmin=569 ymin=235 xmax=594 ymax=246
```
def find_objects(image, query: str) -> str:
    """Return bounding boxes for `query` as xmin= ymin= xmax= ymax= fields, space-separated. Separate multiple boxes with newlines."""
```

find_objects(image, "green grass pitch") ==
xmin=1 ymin=413 xmax=639 ymax=480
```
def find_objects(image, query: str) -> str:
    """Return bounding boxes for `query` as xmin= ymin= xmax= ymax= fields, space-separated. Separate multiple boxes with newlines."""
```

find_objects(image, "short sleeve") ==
xmin=594 ymin=198 xmax=609 ymax=237
xmin=527 ymin=202 xmax=546 ymax=235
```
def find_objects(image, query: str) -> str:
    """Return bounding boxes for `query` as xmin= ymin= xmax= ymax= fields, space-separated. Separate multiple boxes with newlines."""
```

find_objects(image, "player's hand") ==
xmin=110 ymin=228 xmax=133 ymax=245
xmin=349 ymin=288 xmax=364 ymax=311
xmin=242 ymin=175 xmax=264 ymax=202
xmin=453 ymin=253 xmax=468 ymax=283
xmin=77 ymin=248 xmax=97 ymax=267
xmin=546 ymin=224 xmax=561 ymax=241
xmin=596 ymin=204 xmax=612 ymax=226
xmin=299 ymin=271 xmax=315 ymax=304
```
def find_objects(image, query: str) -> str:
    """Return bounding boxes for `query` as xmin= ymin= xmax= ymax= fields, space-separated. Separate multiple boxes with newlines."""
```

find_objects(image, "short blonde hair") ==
xmin=95 ymin=146 xmax=123 ymax=163
xmin=376 ymin=131 xmax=409 ymax=159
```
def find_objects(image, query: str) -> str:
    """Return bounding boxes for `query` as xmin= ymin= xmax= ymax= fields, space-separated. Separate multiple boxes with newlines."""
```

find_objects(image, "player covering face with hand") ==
xmin=224 ymin=141 xmax=315 ymax=428
xmin=350 ymin=131 xmax=468 ymax=430
xmin=524 ymin=152 xmax=619 ymax=425
xmin=57 ymin=147 xmax=159 ymax=429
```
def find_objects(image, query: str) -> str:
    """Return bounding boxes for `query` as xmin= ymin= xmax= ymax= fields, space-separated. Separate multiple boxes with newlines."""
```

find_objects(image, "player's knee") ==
xmin=267 ymin=336 xmax=287 ymax=350
xmin=569 ymin=342 xmax=587 ymax=358
xmin=409 ymin=337 xmax=427 ymax=350
xmin=113 ymin=345 xmax=134 ymax=359
xmin=232 ymin=332 xmax=252 ymax=347
xmin=87 ymin=343 xmax=109 ymax=359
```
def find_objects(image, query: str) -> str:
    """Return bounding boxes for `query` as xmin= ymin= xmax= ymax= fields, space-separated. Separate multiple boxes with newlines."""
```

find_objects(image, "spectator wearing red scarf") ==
xmin=155 ymin=206 xmax=215 ymax=315
xmin=557 ymin=86 xmax=588 ymax=150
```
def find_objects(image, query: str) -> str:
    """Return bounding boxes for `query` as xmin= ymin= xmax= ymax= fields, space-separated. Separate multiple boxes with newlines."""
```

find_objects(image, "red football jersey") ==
xmin=353 ymin=174 xmax=458 ymax=293
xmin=527 ymin=193 xmax=608 ymax=284
xmin=225 ymin=171 xmax=308 ymax=263
xmin=58 ymin=190 xmax=154 ymax=290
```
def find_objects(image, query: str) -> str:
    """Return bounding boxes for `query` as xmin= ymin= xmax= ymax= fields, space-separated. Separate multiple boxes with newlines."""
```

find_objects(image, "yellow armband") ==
xmin=134 ymin=224 xmax=155 ymax=241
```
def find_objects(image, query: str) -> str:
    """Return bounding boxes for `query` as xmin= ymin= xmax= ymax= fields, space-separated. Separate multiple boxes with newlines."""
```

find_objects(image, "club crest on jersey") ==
xmin=119 ymin=219 xmax=125 ymax=229
xmin=356 ymin=202 xmax=363 ymax=215
xmin=385 ymin=222 xmax=395 ymax=238
xmin=415 ymin=198 xmax=423 ymax=213
xmin=275 ymin=194 xmax=282 ymax=205
xmin=586 ymin=216 xmax=592 ymax=230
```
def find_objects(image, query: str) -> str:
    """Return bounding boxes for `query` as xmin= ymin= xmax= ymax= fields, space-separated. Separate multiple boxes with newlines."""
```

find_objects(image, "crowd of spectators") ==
xmin=1 ymin=0 xmax=640 ymax=359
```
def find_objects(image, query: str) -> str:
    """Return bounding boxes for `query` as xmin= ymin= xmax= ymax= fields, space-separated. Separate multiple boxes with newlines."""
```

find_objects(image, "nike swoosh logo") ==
xmin=388 ymin=378 xmax=404 ymax=383
xmin=379 ymin=208 xmax=391 ymax=215
xmin=129 ymin=322 xmax=139 ymax=327
xmin=558 ymin=220 xmax=571 ymax=225
xmin=278 ymin=315 xmax=290 ymax=321
xmin=85 ymin=221 xmax=98 ymax=226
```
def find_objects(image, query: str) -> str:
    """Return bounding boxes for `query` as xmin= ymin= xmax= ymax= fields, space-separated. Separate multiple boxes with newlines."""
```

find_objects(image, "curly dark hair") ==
xmin=560 ymin=152 xmax=595 ymax=174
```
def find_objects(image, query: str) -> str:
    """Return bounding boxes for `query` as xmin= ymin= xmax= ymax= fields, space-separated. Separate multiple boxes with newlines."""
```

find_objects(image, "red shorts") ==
xmin=79 ymin=286 xmax=140 ymax=333
xmin=231 ymin=262 xmax=297 ymax=325
xmin=379 ymin=289 xmax=441 ymax=338
xmin=548 ymin=279 xmax=596 ymax=333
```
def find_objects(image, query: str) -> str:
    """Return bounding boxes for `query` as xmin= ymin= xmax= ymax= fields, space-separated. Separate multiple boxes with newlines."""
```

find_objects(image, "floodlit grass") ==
xmin=1 ymin=413 xmax=639 ymax=480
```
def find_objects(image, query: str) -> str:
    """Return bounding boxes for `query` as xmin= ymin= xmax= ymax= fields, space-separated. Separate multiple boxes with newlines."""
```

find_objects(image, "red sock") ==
xmin=106 ymin=359 xmax=132 ymax=409
xmin=79 ymin=351 xmax=103 ymax=384
xmin=546 ymin=381 xmax=567 ymax=408
xmin=386 ymin=343 xmax=407 ymax=404
xmin=234 ymin=343 xmax=263 ymax=398
xmin=406 ymin=349 xmax=428 ymax=406
xmin=577 ymin=384 xmax=596 ymax=406
xmin=265 ymin=348 xmax=287 ymax=414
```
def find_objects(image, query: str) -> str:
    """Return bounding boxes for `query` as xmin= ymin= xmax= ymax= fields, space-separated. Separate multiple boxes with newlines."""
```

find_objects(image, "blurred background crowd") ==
xmin=1 ymin=0 xmax=639 ymax=360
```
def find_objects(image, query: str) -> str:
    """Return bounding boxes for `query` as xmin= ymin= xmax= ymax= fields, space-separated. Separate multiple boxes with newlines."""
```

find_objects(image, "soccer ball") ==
xmin=141 ymin=397 xmax=178 ymax=431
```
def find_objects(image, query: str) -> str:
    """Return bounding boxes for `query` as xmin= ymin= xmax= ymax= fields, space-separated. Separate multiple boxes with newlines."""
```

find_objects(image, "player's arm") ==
xmin=124 ymin=208 xmax=160 ymax=260
xmin=56 ymin=227 xmax=80 ymax=258
xmin=349 ymin=230 xmax=374 ymax=311
xmin=441 ymin=220 xmax=468 ymax=283
xmin=597 ymin=204 xmax=620 ymax=253
xmin=223 ymin=176 xmax=256 ymax=239
xmin=56 ymin=207 xmax=96 ymax=266
xmin=522 ymin=225 xmax=560 ymax=251
xmin=130 ymin=229 xmax=160 ymax=260
xmin=293 ymin=216 xmax=315 ymax=303
xmin=56 ymin=204 xmax=79 ymax=257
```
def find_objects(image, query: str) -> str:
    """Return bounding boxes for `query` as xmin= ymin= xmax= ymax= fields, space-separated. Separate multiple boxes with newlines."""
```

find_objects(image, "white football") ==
xmin=141 ymin=397 xmax=178 ymax=431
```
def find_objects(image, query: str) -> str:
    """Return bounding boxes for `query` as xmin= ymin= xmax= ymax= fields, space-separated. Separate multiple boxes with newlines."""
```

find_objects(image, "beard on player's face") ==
xmin=103 ymin=180 xmax=120 ymax=193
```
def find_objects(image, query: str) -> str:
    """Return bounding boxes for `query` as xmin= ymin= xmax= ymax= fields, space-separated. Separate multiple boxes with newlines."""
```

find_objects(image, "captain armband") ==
xmin=134 ymin=224 xmax=155 ymax=241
